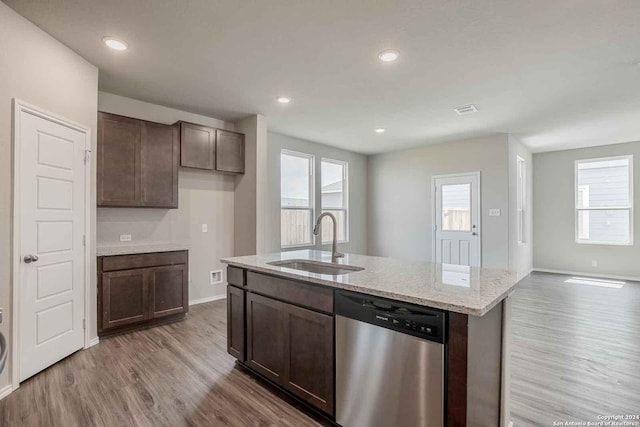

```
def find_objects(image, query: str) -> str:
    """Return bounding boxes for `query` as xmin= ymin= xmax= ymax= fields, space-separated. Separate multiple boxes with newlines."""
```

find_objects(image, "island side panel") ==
xmin=447 ymin=312 xmax=468 ymax=426
xmin=467 ymin=301 xmax=504 ymax=426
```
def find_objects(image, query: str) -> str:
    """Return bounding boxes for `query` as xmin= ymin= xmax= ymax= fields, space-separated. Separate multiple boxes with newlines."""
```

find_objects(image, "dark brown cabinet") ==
xmin=216 ymin=129 xmax=245 ymax=173
xmin=179 ymin=122 xmax=215 ymax=170
xmin=240 ymin=273 xmax=334 ymax=415
xmin=177 ymin=121 xmax=245 ymax=174
xmin=98 ymin=112 xmax=179 ymax=208
xmin=98 ymin=251 xmax=188 ymax=336
xmin=101 ymin=269 xmax=148 ymax=330
xmin=227 ymin=285 xmax=246 ymax=360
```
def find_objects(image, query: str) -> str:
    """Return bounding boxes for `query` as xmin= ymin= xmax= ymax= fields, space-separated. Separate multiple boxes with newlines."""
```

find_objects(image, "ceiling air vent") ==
xmin=453 ymin=104 xmax=478 ymax=115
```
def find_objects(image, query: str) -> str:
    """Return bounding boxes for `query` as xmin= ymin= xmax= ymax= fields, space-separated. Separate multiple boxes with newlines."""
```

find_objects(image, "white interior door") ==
xmin=18 ymin=107 xmax=87 ymax=382
xmin=434 ymin=173 xmax=480 ymax=267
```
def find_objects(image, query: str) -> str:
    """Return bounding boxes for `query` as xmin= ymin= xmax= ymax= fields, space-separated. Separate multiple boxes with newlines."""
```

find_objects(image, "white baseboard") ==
xmin=86 ymin=337 xmax=99 ymax=348
xmin=509 ymin=421 xmax=514 ymax=427
xmin=533 ymin=268 xmax=639 ymax=282
xmin=0 ymin=384 xmax=13 ymax=400
xmin=189 ymin=294 xmax=226 ymax=306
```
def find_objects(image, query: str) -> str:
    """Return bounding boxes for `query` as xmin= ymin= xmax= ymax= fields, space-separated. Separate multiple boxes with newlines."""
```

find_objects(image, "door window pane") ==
xmin=442 ymin=183 xmax=471 ymax=231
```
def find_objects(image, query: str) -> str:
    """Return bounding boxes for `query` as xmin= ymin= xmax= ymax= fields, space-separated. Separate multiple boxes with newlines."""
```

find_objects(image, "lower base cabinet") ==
xmin=228 ymin=275 xmax=335 ymax=416
xmin=98 ymin=251 xmax=189 ymax=336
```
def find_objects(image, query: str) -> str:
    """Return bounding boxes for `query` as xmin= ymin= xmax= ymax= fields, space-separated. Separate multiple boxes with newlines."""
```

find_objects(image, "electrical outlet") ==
xmin=119 ymin=234 xmax=132 ymax=242
xmin=489 ymin=209 xmax=501 ymax=217
xmin=591 ymin=260 xmax=598 ymax=267
xmin=210 ymin=270 xmax=223 ymax=285
xmin=201 ymin=224 xmax=208 ymax=233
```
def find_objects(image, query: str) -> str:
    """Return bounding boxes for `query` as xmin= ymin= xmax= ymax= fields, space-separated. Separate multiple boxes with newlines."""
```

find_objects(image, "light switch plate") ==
xmin=202 ymin=224 xmax=208 ymax=233
xmin=489 ymin=209 xmax=501 ymax=217
xmin=119 ymin=234 xmax=132 ymax=242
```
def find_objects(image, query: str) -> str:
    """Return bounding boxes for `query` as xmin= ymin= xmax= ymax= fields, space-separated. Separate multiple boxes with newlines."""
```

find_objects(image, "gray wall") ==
xmin=266 ymin=132 xmax=368 ymax=254
xmin=367 ymin=135 xmax=511 ymax=269
xmin=97 ymin=92 xmax=236 ymax=303
xmin=533 ymin=141 xmax=640 ymax=278
xmin=508 ymin=135 xmax=533 ymax=273
xmin=0 ymin=2 xmax=99 ymax=389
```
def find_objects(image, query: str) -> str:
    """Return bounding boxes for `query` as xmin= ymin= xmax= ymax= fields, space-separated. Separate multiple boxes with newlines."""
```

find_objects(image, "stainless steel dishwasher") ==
xmin=335 ymin=290 xmax=445 ymax=427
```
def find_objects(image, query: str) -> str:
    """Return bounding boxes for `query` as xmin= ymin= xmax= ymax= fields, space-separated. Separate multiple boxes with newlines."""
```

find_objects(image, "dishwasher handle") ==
xmin=335 ymin=290 xmax=446 ymax=343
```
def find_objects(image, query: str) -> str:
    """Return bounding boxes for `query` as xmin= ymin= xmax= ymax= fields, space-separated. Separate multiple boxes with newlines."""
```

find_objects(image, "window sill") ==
xmin=575 ymin=240 xmax=633 ymax=246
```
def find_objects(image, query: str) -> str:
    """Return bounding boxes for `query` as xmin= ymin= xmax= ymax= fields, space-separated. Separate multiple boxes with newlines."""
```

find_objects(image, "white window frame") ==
xmin=280 ymin=149 xmax=315 ymax=248
xmin=574 ymin=154 xmax=633 ymax=246
xmin=320 ymin=158 xmax=349 ymax=244
xmin=516 ymin=155 xmax=526 ymax=245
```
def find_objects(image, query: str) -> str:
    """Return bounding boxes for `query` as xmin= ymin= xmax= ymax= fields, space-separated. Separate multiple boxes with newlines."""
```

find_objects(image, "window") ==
xmin=516 ymin=156 xmax=526 ymax=244
xmin=321 ymin=159 xmax=348 ymax=243
xmin=575 ymin=155 xmax=633 ymax=245
xmin=281 ymin=151 xmax=314 ymax=247
xmin=441 ymin=183 xmax=471 ymax=231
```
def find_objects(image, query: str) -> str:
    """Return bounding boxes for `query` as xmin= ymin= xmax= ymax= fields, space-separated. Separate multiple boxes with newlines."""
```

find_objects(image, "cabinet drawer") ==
xmin=102 ymin=251 xmax=188 ymax=272
xmin=227 ymin=266 xmax=245 ymax=287
xmin=246 ymin=271 xmax=333 ymax=314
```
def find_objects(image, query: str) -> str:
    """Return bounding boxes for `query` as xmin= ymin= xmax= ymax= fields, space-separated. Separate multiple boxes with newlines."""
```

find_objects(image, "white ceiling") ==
xmin=6 ymin=0 xmax=640 ymax=154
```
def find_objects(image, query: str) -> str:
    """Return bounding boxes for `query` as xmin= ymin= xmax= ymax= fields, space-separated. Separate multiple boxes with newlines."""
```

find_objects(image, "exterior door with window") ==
xmin=434 ymin=173 xmax=480 ymax=266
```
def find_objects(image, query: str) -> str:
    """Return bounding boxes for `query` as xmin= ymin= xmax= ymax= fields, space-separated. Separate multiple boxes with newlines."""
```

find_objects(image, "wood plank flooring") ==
xmin=0 ymin=272 xmax=638 ymax=426
xmin=0 ymin=301 xmax=329 ymax=427
xmin=510 ymin=272 xmax=640 ymax=426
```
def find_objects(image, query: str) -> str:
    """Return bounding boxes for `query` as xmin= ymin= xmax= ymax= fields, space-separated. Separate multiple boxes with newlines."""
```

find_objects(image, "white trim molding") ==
xmin=86 ymin=337 xmax=100 ymax=349
xmin=0 ymin=384 xmax=13 ymax=400
xmin=189 ymin=294 xmax=227 ymax=306
xmin=11 ymin=99 xmax=92 ymax=390
xmin=533 ymin=268 xmax=640 ymax=282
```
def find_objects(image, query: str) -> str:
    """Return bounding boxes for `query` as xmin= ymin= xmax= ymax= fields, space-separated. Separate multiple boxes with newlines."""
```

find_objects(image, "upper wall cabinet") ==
xmin=179 ymin=122 xmax=215 ymax=170
xmin=177 ymin=121 xmax=245 ymax=174
xmin=216 ymin=129 xmax=245 ymax=174
xmin=98 ymin=112 xmax=179 ymax=208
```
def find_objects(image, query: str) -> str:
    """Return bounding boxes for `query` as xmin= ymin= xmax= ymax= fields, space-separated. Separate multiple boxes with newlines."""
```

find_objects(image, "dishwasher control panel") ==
xmin=335 ymin=290 xmax=446 ymax=343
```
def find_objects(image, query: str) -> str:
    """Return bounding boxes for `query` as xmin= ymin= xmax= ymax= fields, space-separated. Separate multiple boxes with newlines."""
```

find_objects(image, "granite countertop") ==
xmin=97 ymin=243 xmax=190 ymax=257
xmin=221 ymin=250 xmax=526 ymax=316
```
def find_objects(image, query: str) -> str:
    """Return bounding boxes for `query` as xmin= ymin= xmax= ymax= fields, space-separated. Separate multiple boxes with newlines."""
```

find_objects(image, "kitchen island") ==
xmin=221 ymin=250 xmax=524 ymax=427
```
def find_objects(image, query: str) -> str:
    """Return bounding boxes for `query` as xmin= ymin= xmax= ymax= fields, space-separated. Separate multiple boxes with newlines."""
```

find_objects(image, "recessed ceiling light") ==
xmin=375 ymin=128 xmax=386 ymax=133
xmin=103 ymin=37 xmax=128 ymax=51
xmin=378 ymin=49 xmax=400 ymax=63
xmin=276 ymin=96 xmax=291 ymax=104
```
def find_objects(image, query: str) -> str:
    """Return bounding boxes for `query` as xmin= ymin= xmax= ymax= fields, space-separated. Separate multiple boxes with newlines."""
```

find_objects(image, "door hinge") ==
xmin=82 ymin=319 xmax=86 ymax=330
xmin=83 ymin=235 xmax=86 ymax=246
xmin=434 ymin=224 xmax=438 ymax=231
xmin=84 ymin=149 xmax=91 ymax=164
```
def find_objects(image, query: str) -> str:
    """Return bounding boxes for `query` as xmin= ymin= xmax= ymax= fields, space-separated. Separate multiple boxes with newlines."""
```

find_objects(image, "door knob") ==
xmin=23 ymin=254 xmax=39 ymax=263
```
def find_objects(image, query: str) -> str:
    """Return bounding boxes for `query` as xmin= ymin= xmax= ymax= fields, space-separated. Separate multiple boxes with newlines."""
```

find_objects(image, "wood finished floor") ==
xmin=511 ymin=272 xmax=640 ymax=426
xmin=0 ymin=272 xmax=638 ymax=426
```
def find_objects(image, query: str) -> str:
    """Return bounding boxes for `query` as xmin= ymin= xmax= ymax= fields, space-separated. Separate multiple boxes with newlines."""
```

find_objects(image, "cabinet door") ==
xmin=141 ymin=121 xmax=179 ymax=208
xmin=216 ymin=129 xmax=244 ymax=174
xmin=98 ymin=112 xmax=142 ymax=206
xmin=285 ymin=304 xmax=335 ymax=415
xmin=102 ymin=269 xmax=148 ymax=330
xmin=180 ymin=122 xmax=215 ymax=170
xmin=227 ymin=285 xmax=245 ymax=360
xmin=246 ymin=293 xmax=287 ymax=384
xmin=148 ymin=264 xmax=188 ymax=319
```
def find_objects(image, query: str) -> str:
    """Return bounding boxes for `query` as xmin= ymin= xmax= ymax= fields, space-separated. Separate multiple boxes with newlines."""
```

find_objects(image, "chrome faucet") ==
xmin=313 ymin=212 xmax=344 ymax=260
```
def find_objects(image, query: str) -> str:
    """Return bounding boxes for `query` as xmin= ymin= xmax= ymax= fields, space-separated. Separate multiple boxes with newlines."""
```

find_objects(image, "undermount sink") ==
xmin=268 ymin=259 xmax=364 ymax=275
